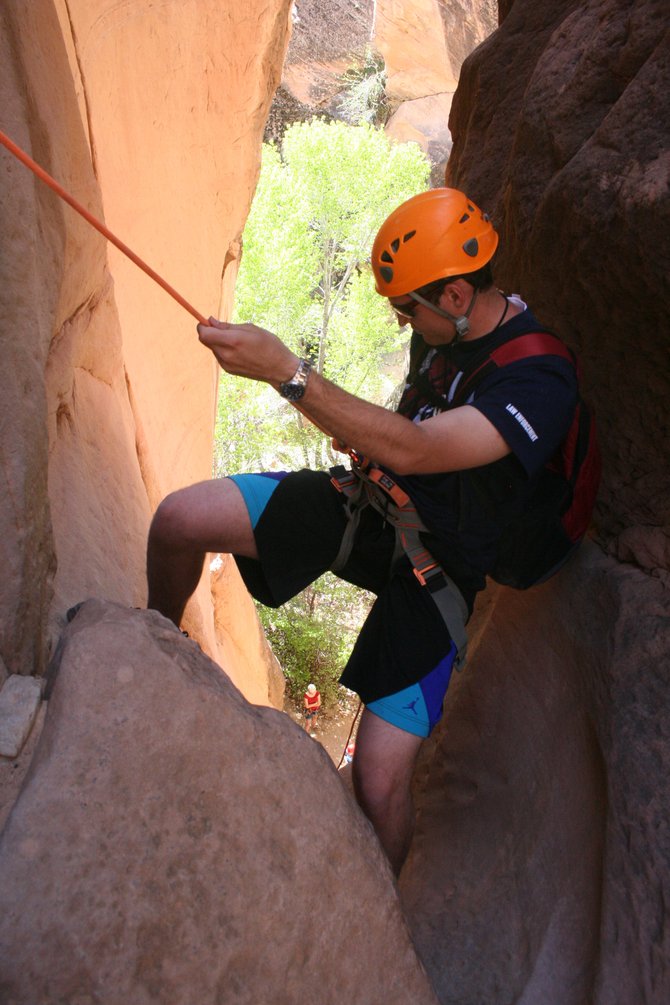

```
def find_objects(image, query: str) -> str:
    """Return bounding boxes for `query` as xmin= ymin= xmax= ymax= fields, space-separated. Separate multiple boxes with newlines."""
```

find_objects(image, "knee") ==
xmin=352 ymin=757 xmax=406 ymax=819
xmin=148 ymin=490 xmax=194 ymax=549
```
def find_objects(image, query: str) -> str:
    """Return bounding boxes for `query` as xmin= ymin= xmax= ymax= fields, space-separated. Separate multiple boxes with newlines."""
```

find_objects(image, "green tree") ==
xmin=337 ymin=48 xmax=390 ymax=127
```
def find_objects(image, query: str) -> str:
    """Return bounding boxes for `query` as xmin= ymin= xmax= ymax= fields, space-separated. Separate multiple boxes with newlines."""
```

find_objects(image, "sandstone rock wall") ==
xmin=376 ymin=0 xmax=497 ymax=169
xmin=0 ymin=0 xmax=292 ymax=703
xmin=398 ymin=1 xmax=670 ymax=1001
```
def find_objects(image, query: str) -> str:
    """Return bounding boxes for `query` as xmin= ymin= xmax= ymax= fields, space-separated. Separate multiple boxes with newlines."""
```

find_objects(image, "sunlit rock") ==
xmin=0 ymin=0 xmax=292 ymax=691
xmin=271 ymin=0 xmax=496 ymax=181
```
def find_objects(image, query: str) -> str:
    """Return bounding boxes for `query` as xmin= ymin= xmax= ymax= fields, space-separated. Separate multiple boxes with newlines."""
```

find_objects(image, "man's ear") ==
xmin=438 ymin=279 xmax=469 ymax=311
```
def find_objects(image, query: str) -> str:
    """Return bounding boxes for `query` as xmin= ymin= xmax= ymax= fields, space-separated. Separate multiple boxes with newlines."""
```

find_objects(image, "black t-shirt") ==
xmin=386 ymin=303 xmax=578 ymax=602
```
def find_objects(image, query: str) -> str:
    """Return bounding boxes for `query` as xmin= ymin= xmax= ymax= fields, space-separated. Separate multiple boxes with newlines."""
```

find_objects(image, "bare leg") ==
xmin=147 ymin=478 xmax=258 ymax=626
xmin=352 ymin=708 xmax=423 ymax=875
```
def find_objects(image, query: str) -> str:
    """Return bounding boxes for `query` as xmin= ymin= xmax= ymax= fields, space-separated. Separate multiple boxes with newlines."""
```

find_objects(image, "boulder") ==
xmin=0 ymin=600 xmax=438 ymax=1005
xmin=402 ymin=543 xmax=670 ymax=1003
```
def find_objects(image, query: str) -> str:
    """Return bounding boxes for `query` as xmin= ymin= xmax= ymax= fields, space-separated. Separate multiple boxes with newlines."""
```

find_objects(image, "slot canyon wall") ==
xmin=1 ymin=1 xmax=669 ymax=1003
xmin=0 ymin=0 xmax=288 ymax=702
xmin=400 ymin=1 xmax=669 ymax=1003
xmin=269 ymin=0 xmax=497 ymax=180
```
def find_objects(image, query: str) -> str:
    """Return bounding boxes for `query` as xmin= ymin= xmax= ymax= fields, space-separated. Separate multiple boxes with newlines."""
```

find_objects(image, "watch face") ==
xmin=280 ymin=382 xmax=306 ymax=401
xmin=279 ymin=360 xmax=311 ymax=400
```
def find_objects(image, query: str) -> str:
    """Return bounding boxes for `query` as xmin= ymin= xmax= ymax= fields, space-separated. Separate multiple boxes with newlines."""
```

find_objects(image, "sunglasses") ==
xmin=390 ymin=298 xmax=420 ymax=318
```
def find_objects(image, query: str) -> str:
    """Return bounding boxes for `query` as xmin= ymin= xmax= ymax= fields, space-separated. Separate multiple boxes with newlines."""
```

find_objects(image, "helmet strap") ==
xmin=409 ymin=287 xmax=479 ymax=343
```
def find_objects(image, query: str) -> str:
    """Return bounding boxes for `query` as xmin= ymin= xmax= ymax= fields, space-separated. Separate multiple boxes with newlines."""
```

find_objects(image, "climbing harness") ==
xmin=329 ymin=455 xmax=469 ymax=669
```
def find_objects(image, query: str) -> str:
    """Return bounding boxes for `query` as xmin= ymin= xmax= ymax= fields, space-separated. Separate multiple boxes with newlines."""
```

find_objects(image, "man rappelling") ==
xmin=147 ymin=187 xmax=594 ymax=874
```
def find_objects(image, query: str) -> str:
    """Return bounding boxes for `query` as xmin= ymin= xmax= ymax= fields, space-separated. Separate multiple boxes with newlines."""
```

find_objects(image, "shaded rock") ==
xmin=0 ymin=600 xmax=438 ymax=1004
xmin=0 ymin=701 xmax=47 ymax=835
xmin=0 ymin=674 xmax=43 ymax=758
xmin=398 ymin=2 xmax=670 ymax=1000
xmin=401 ymin=549 xmax=605 ymax=1003
xmin=447 ymin=0 xmax=670 ymax=559
xmin=402 ymin=543 xmax=670 ymax=1004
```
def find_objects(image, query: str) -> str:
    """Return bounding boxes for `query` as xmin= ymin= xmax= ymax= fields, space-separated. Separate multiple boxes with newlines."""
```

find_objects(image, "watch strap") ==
xmin=279 ymin=358 xmax=312 ymax=401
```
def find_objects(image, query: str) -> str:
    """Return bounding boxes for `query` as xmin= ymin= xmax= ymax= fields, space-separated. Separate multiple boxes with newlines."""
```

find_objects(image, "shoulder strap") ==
xmin=452 ymin=331 xmax=576 ymax=407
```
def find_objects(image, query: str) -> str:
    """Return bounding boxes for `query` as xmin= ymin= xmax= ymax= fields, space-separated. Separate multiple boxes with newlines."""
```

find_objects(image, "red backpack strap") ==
xmin=490 ymin=332 xmax=574 ymax=366
xmin=453 ymin=331 xmax=576 ymax=405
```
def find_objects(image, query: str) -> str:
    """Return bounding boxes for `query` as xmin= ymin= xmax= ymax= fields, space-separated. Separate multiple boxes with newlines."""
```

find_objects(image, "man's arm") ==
xmin=197 ymin=319 xmax=511 ymax=475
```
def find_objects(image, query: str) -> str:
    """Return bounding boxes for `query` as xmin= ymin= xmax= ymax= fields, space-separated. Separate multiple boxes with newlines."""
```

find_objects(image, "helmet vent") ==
xmin=380 ymin=266 xmax=394 ymax=283
xmin=391 ymin=238 xmax=400 ymax=253
xmin=403 ymin=231 xmax=416 ymax=242
xmin=459 ymin=213 xmax=470 ymax=224
xmin=381 ymin=251 xmax=393 ymax=263
xmin=463 ymin=237 xmax=479 ymax=257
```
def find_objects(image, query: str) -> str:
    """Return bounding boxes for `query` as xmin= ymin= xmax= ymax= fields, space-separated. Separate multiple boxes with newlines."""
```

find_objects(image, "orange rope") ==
xmin=0 ymin=128 xmax=207 ymax=325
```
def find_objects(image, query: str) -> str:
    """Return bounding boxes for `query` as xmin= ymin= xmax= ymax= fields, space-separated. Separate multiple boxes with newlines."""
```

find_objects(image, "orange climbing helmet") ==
xmin=371 ymin=188 xmax=499 ymax=297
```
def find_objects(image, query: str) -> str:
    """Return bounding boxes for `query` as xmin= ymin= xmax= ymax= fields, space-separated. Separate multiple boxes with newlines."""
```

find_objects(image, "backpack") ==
xmin=452 ymin=331 xmax=602 ymax=589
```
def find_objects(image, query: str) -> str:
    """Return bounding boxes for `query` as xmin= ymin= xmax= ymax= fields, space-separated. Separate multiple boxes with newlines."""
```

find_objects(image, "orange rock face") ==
xmin=0 ymin=0 xmax=292 ymax=694
xmin=377 ymin=0 xmax=496 ymax=176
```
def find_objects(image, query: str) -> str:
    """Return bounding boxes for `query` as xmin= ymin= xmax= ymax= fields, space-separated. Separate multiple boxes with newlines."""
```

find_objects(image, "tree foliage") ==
xmin=337 ymin=48 xmax=390 ymax=127
xmin=258 ymin=575 xmax=371 ymax=708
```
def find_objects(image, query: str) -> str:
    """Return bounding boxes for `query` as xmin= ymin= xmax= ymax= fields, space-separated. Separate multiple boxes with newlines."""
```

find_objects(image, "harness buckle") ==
xmin=412 ymin=562 xmax=443 ymax=591
xmin=350 ymin=451 xmax=372 ymax=473
xmin=330 ymin=464 xmax=359 ymax=496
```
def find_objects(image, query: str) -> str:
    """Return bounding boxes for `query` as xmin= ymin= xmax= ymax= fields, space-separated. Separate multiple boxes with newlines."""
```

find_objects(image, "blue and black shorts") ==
xmin=230 ymin=469 xmax=460 ymax=738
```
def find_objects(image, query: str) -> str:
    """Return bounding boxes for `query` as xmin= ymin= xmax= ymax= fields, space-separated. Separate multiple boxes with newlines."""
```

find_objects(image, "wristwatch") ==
xmin=278 ymin=358 xmax=312 ymax=401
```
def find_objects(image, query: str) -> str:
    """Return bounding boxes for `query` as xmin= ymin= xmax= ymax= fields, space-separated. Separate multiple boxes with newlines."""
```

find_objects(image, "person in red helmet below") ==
xmin=147 ymin=189 xmax=578 ymax=875
xmin=303 ymin=683 xmax=321 ymax=735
